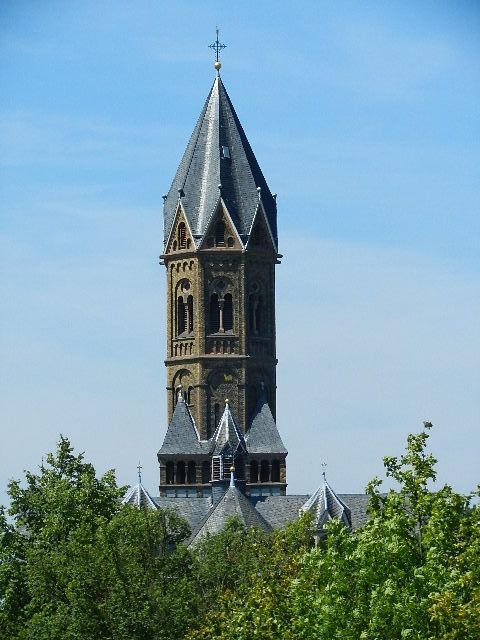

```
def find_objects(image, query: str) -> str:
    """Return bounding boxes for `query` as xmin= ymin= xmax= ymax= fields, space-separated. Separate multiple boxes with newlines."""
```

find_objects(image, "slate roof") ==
xmin=253 ymin=495 xmax=309 ymax=528
xmin=245 ymin=394 xmax=287 ymax=455
xmin=122 ymin=482 xmax=158 ymax=510
xmin=188 ymin=484 xmax=272 ymax=546
xmin=301 ymin=477 xmax=352 ymax=530
xmin=149 ymin=492 xmax=370 ymax=535
xmin=211 ymin=401 xmax=246 ymax=456
xmin=154 ymin=496 xmax=212 ymax=532
xmin=158 ymin=395 xmax=209 ymax=456
xmin=163 ymin=75 xmax=278 ymax=249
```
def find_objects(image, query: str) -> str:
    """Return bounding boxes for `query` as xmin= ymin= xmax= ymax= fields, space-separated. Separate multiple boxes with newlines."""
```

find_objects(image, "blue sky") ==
xmin=1 ymin=1 xmax=479 ymax=505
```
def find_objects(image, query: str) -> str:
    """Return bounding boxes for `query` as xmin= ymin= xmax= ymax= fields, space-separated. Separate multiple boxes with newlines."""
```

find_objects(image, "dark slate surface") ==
xmin=163 ymin=76 xmax=277 ymax=248
xmin=154 ymin=496 xmax=212 ymax=533
xmin=151 ymin=492 xmax=370 ymax=535
xmin=189 ymin=485 xmax=272 ymax=545
xmin=158 ymin=397 xmax=209 ymax=456
xmin=245 ymin=396 xmax=287 ymax=455
xmin=252 ymin=495 xmax=309 ymax=529
xmin=338 ymin=494 xmax=370 ymax=530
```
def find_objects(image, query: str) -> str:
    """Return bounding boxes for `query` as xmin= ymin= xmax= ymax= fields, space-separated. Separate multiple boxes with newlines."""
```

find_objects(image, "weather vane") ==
xmin=208 ymin=27 xmax=226 ymax=72
xmin=321 ymin=462 xmax=327 ymax=479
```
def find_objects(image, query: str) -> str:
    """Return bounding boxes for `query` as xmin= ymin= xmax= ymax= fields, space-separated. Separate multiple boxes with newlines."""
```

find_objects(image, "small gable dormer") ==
xmin=165 ymin=205 xmax=195 ymax=255
xmin=246 ymin=204 xmax=277 ymax=254
xmin=200 ymin=201 xmax=243 ymax=251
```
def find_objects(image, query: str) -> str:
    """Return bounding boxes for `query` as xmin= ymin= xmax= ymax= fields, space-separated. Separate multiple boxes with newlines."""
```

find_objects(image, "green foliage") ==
xmin=1 ymin=427 xmax=479 ymax=639
xmin=0 ymin=437 xmax=195 ymax=640
xmin=186 ymin=512 xmax=315 ymax=639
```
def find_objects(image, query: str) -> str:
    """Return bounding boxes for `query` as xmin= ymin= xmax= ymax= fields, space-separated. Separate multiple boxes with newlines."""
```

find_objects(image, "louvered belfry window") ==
xmin=178 ymin=222 xmax=187 ymax=249
xmin=212 ymin=456 xmax=221 ymax=481
xmin=215 ymin=221 xmax=226 ymax=246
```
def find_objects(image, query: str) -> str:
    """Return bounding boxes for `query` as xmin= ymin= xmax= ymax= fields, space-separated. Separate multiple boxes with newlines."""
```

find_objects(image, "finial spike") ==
xmin=137 ymin=461 xmax=142 ymax=484
xmin=229 ymin=465 xmax=235 ymax=487
xmin=321 ymin=462 xmax=327 ymax=480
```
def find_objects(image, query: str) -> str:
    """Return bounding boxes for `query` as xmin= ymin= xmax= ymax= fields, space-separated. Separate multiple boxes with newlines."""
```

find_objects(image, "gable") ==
xmin=246 ymin=204 xmax=277 ymax=253
xmin=199 ymin=200 xmax=243 ymax=251
xmin=165 ymin=205 xmax=195 ymax=255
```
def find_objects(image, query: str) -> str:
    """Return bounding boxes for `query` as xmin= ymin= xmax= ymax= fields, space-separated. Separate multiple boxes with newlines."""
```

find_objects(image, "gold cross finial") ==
xmin=209 ymin=27 xmax=226 ymax=72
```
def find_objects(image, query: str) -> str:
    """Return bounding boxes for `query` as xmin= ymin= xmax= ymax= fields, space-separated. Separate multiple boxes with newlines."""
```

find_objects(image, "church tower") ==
xmin=158 ymin=56 xmax=287 ymax=498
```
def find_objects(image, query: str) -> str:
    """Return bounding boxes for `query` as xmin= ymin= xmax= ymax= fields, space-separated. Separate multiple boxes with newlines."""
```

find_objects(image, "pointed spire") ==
xmin=158 ymin=392 xmax=208 ymax=455
xmin=211 ymin=399 xmax=246 ymax=456
xmin=188 ymin=480 xmax=272 ymax=546
xmin=122 ymin=468 xmax=158 ymax=510
xmin=300 ymin=473 xmax=352 ymax=531
xmin=246 ymin=384 xmax=287 ymax=454
xmin=163 ymin=75 xmax=277 ymax=249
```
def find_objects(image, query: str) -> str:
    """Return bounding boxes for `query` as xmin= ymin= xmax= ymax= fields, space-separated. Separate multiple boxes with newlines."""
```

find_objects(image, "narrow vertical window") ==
xmin=202 ymin=461 xmax=210 ymax=483
xmin=250 ymin=460 xmax=259 ymax=483
xmin=178 ymin=222 xmax=187 ymax=249
xmin=177 ymin=298 xmax=186 ymax=335
xmin=223 ymin=294 xmax=233 ymax=332
xmin=271 ymin=459 xmax=280 ymax=482
xmin=215 ymin=221 xmax=226 ymax=246
xmin=260 ymin=460 xmax=269 ymax=483
xmin=187 ymin=295 xmax=193 ymax=333
xmin=166 ymin=461 xmax=175 ymax=484
xmin=255 ymin=296 xmax=263 ymax=334
xmin=176 ymin=461 xmax=186 ymax=484
xmin=210 ymin=293 xmax=220 ymax=333
xmin=249 ymin=294 xmax=255 ymax=332
xmin=187 ymin=461 xmax=196 ymax=484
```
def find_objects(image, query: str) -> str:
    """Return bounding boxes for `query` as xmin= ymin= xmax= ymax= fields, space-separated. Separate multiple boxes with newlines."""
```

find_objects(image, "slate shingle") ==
xmin=188 ymin=485 xmax=272 ymax=546
xmin=245 ymin=394 xmax=287 ymax=455
xmin=158 ymin=396 xmax=209 ymax=456
xmin=163 ymin=76 xmax=277 ymax=249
